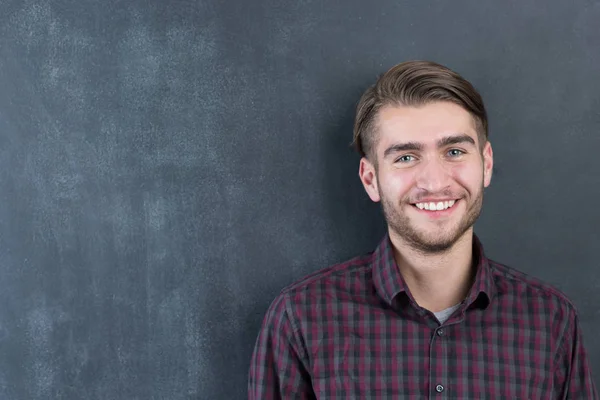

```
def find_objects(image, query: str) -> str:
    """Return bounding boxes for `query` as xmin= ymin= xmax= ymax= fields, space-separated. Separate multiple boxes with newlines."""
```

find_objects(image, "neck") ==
xmin=389 ymin=228 xmax=475 ymax=313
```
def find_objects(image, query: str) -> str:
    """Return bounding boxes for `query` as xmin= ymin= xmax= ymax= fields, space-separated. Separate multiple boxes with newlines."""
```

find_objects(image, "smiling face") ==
xmin=359 ymin=101 xmax=494 ymax=253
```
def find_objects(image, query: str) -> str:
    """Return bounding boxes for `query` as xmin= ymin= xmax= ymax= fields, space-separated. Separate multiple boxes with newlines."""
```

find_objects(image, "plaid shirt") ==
xmin=249 ymin=234 xmax=598 ymax=399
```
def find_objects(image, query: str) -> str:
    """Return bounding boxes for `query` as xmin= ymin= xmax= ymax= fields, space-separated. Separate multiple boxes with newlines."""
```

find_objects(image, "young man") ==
xmin=248 ymin=61 xmax=597 ymax=399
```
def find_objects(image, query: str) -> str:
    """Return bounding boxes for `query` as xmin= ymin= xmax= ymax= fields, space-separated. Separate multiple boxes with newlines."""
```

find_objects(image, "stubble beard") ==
xmin=380 ymin=183 xmax=484 ymax=254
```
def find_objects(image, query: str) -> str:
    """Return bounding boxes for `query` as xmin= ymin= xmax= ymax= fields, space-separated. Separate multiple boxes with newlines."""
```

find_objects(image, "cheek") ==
xmin=451 ymin=163 xmax=484 ymax=189
xmin=380 ymin=170 xmax=416 ymax=198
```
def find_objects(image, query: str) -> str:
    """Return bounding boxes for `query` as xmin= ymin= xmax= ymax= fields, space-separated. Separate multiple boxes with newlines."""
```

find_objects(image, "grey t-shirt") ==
xmin=433 ymin=303 xmax=461 ymax=324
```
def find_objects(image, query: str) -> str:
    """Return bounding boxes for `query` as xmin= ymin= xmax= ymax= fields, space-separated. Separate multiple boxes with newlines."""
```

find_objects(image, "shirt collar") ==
xmin=371 ymin=233 xmax=495 ymax=310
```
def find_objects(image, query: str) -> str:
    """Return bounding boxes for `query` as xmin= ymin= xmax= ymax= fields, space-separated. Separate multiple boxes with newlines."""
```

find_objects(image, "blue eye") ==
xmin=448 ymin=149 xmax=464 ymax=157
xmin=396 ymin=155 xmax=415 ymax=163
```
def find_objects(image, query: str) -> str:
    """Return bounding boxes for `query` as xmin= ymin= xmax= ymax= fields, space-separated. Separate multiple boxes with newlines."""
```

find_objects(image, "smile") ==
xmin=413 ymin=200 xmax=456 ymax=211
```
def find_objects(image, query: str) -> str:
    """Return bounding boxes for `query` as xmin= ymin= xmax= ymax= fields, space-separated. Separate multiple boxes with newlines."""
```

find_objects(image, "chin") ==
xmin=416 ymin=237 xmax=460 ymax=253
xmin=392 ymin=224 xmax=472 ymax=254
xmin=406 ymin=235 xmax=457 ymax=253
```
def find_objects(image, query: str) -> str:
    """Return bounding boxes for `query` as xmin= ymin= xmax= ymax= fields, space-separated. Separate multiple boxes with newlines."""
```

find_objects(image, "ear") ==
xmin=482 ymin=141 xmax=493 ymax=188
xmin=359 ymin=157 xmax=381 ymax=202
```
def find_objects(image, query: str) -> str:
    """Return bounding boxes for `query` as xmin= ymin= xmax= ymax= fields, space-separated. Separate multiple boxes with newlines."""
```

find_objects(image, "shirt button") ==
xmin=436 ymin=329 xmax=444 ymax=336
xmin=436 ymin=384 xmax=444 ymax=393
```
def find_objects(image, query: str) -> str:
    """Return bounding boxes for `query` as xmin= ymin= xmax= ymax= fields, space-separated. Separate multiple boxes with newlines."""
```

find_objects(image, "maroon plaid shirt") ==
xmin=249 ymin=234 xmax=598 ymax=399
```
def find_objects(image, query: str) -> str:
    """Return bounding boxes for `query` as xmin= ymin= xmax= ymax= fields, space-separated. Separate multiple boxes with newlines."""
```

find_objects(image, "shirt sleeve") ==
xmin=552 ymin=310 xmax=598 ymax=399
xmin=248 ymin=292 xmax=315 ymax=400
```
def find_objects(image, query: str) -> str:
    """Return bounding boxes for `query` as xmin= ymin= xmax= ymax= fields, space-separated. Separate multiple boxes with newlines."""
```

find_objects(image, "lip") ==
xmin=411 ymin=199 xmax=460 ymax=219
xmin=413 ymin=197 xmax=458 ymax=203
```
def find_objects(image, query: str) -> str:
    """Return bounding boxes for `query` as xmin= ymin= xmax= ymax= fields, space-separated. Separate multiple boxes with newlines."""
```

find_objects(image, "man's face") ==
xmin=359 ymin=101 xmax=493 ymax=253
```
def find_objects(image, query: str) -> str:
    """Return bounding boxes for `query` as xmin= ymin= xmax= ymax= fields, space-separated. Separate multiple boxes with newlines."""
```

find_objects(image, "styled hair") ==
xmin=352 ymin=60 xmax=488 ymax=159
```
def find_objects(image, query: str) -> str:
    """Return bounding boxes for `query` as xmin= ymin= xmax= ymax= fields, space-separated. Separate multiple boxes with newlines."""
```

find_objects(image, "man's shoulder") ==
xmin=487 ymin=259 xmax=579 ymax=314
xmin=278 ymin=253 xmax=374 ymax=300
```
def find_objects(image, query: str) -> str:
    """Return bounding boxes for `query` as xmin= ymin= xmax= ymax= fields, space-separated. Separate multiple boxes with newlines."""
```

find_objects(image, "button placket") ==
xmin=430 ymin=326 xmax=448 ymax=397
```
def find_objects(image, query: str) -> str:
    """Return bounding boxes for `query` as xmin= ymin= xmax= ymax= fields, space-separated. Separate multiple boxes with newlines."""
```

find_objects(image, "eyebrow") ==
xmin=383 ymin=142 xmax=423 ymax=158
xmin=437 ymin=134 xmax=476 ymax=148
xmin=382 ymin=134 xmax=476 ymax=158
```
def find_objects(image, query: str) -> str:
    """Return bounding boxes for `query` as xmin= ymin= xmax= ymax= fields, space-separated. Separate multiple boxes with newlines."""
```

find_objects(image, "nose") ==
xmin=414 ymin=158 xmax=451 ymax=193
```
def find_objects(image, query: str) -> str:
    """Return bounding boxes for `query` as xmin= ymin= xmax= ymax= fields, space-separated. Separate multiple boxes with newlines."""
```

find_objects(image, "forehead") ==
xmin=375 ymin=102 xmax=479 ymax=149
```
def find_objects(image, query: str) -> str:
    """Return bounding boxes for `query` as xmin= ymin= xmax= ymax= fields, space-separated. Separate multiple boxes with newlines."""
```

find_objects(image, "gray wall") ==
xmin=0 ymin=0 xmax=598 ymax=398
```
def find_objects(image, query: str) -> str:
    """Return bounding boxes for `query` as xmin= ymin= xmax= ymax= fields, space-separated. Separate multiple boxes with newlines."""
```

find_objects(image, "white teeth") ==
xmin=414 ymin=200 xmax=457 ymax=211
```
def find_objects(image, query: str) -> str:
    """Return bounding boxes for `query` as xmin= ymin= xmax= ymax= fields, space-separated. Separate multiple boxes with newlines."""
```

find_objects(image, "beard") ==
xmin=380 ymin=182 xmax=484 ymax=254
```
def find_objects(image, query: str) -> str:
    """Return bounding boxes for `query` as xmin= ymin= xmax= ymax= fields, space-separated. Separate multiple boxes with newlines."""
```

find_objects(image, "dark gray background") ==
xmin=0 ymin=0 xmax=599 ymax=398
